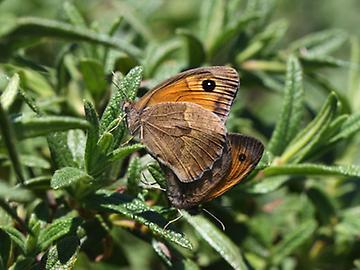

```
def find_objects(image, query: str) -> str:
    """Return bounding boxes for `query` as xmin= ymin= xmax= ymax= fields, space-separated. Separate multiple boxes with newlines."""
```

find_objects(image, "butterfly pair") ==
xmin=123 ymin=66 xmax=264 ymax=209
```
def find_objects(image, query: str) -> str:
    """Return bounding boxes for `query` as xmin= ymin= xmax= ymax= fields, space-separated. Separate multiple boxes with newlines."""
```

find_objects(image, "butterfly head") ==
xmin=122 ymin=101 xmax=140 ymax=135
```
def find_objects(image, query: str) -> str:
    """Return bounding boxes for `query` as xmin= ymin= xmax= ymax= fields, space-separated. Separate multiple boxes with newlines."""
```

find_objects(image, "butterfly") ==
xmin=123 ymin=66 xmax=263 ymax=208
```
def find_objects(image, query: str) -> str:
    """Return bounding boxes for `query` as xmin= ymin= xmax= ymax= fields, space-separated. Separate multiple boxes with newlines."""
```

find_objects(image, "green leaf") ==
xmin=51 ymin=167 xmax=93 ymax=190
xmin=0 ymin=17 xmax=141 ymax=61
xmin=97 ymin=132 xmax=114 ymax=154
xmin=199 ymin=0 xmax=226 ymax=51
xmin=38 ymin=216 xmax=81 ymax=251
xmin=67 ymin=130 xmax=86 ymax=168
xmin=19 ymin=154 xmax=51 ymax=169
xmin=209 ymin=12 xmax=261 ymax=58
xmin=0 ymin=182 xmax=33 ymax=202
xmin=280 ymin=93 xmax=339 ymax=163
xmin=244 ymin=176 xmax=288 ymax=194
xmin=289 ymin=29 xmax=348 ymax=56
xmin=79 ymin=59 xmax=107 ymax=98
xmin=83 ymin=100 xmax=100 ymax=171
xmin=262 ymin=163 xmax=360 ymax=178
xmin=182 ymin=211 xmax=248 ymax=270
xmin=9 ymin=257 xmax=34 ymax=270
xmin=84 ymin=190 xmax=192 ymax=250
xmin=329 ymin=113 xmax=360 ymax=143
xmin=41 ymin=236 xmax=80 ymax=270
xmin=0 ymin=73 xmax=19 ymax=110
xmin=47 ymin=132 xmax=78 ymax=169
xmin=176 ymin=29 xmax=206 ymax=67
xmin=306 ymin=186 xmax=336 ymax=225
xmin=144 ymin=40 xmax=181 ymax=77
xmin=271 ymin=220 xmax=316 ymax=265
xmin=13 ymin=116 xmax=90 ymax=140
xmin=268 ymin=56 xmax=304 ymax=156
xmin=152 ymin=239 xmax=199 ymax=270
xmin=0 ymin=226 xmax=26 ymax=253
xmin=100 ymin=66 xmax=143 ymax=133
xmin=127 ymin=157 xmax=141 ymax=195
xmin=0 ymin=102 xmax=25 ymax=183
xmin=109 ymin=143 xmax=144 ymax=162
xmin=348 ymin=36 xmax=360 ymax=111
xmin=236 ymin=19 xmax=287 ymax=62
xmin=63 ymin=2 xmax=87 ymax=27
xmin=147 ymin=163 xmax=167 ymax=189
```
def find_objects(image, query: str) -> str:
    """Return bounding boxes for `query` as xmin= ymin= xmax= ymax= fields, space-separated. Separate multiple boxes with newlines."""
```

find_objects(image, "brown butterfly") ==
xmin=123 ymin=66 xmax=239 ymax=183
xmin=123 ymin=66 xmax=263 ymax=208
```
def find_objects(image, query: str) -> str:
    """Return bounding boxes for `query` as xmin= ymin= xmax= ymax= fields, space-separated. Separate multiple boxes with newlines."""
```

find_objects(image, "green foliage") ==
xmin=0 ymin=0 xmax=359 ymax=269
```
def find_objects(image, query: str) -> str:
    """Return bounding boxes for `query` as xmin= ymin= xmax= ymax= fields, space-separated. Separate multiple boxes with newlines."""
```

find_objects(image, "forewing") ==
xmin=141 ymin=102 xmax=227 ymax=183
xmin=134 ymin=66 xmax=239 ymax=123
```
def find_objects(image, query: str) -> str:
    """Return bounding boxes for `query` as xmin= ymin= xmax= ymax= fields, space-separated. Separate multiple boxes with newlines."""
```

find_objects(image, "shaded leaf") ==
xmin=84 ymin=190 xmax=192 ymax=250
xmin=38 ymin=216 xmax=82 ymax=250
xmin=182 ymin=211 xmax=248 ymax=270
xmin=0 ymin=102 xmax=25 ymax=183
xmin=271 ymin=220 xmax=316 ymax=265
xmin=41 ymin=236 xmax=80 ymax=270
xmin=0 ymin=226 xmax=26 ymax=253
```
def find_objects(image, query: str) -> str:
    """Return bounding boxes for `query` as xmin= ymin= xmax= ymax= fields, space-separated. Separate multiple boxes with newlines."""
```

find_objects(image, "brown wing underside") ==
xmin=164 ymin=133 xmax=264 ymax=209
xmin=141 ymin=102 xmax=227 ymax=183
xmin=134 ymin=66 xmax=239 ymax=123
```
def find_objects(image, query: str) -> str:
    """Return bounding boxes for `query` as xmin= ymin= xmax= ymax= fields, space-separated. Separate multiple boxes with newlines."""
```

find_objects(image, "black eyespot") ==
xmin=202 ymin=79 xmax=216 ymax=92
xmin=238 ymin=153 xmax=246 ymax=162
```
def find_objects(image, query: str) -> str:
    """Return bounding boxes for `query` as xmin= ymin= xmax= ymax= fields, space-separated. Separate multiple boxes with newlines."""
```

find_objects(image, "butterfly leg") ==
xmin=140 ymin=125 xmax=144 ymax=140
xmin=163 ymin=209 xmax=183 ymax=230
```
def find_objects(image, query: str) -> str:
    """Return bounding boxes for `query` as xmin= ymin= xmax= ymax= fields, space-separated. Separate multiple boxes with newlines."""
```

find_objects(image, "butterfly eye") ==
xmin=202 ymin=79 xmax=216 ymax=92
xmin=238 ymin=153 xmax=246 ymax=162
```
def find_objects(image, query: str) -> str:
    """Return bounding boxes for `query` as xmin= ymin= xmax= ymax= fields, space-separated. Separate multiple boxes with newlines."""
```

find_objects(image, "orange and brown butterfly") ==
xmin=122 ymin=66 xmax=263 ymax=208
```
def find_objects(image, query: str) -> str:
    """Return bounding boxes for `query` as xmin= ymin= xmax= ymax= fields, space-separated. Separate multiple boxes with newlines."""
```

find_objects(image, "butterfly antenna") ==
xmin=202 ymin=208 xmax=225 ymax=231
xmin=164 ymin=209 xmax=183 ymax=230
xmin=121 ymin=135 xmax=134 ymax=146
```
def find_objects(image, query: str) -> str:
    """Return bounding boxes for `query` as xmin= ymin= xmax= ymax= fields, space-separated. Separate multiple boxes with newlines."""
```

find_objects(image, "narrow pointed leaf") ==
xmin=263 ymin=163 xmax=360 ymax=178
xmin=1 ymin=73 xmax=19 ymax=110
xmin=110 ymin=144 xmax=144 ymax=161
xmin=268 ymin=56 xmax=304 ymax=156
xmin=0 ymin=17 xmax=141 ymax=60
xmin=182 ymin=211 xmax=248 ymax=270
xmin=13 ymin=116 xmax=90 ymax=140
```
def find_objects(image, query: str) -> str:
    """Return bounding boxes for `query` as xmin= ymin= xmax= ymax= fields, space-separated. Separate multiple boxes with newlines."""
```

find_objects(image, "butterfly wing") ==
xmin=141 ymin=102 xmax=227 ymax=183
xmin=204 ymin=134 xmax=264 ymax=201
xmin=134 ymin=66 xmax=239 ymax=123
